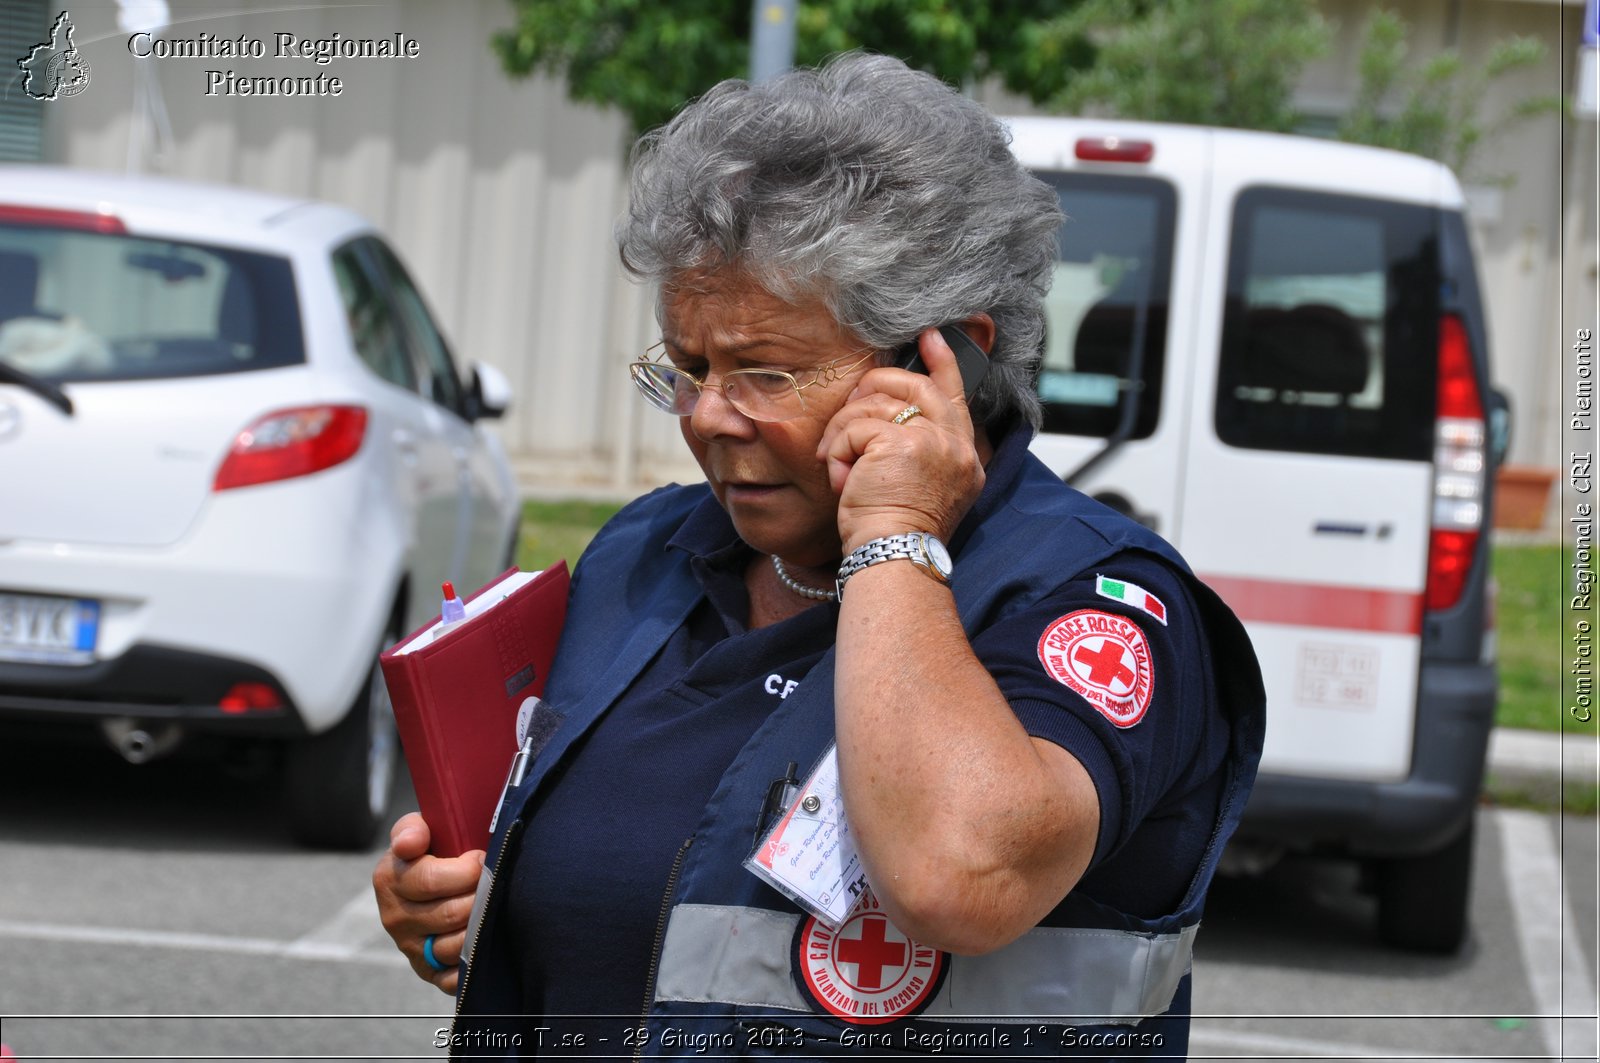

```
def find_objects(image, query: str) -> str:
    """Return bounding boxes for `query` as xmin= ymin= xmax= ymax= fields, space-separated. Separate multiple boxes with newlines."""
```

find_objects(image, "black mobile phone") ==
xmin=895 ymin=325 xmax=990 ymax=401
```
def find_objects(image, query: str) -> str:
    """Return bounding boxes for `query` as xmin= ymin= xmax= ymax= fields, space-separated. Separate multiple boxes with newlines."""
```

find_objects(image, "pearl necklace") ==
xmin=771 ymin=555 xmax=837 ymax=602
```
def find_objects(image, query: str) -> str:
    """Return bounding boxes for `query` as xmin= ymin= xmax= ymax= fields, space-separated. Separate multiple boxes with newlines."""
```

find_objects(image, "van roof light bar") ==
xmin=0 ymin=204 xmax=126 ymax=234
xmin=1075 ymin=137 xmax=1155 ymax=164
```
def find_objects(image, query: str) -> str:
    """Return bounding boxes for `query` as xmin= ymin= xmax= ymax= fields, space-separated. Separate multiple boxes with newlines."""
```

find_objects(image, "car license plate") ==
xmin=0 ymin=592 xmax=100 ymax=664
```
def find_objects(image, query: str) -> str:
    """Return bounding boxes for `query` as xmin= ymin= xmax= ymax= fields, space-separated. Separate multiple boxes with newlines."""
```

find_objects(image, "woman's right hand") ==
xmin=373 ymin=812 xmax=486 ymax=995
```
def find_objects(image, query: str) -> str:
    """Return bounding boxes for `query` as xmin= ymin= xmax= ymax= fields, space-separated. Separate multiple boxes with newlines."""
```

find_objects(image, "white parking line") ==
xmin=1496 ymin=807 xmax=1599 ymax=1062
xmin=0 ymin=917 xmax=408 ymax=969
xmin=284 ymin=888 xmax=386 ymax=958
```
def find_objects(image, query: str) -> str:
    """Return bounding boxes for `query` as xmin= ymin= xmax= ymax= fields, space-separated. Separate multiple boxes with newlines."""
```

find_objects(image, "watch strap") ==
xmin=835 ymin=533 xmax=950 ymax=600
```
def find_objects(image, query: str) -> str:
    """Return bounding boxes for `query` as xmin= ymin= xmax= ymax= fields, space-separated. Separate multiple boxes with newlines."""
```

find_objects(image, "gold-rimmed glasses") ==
xmin=628 ymin=345 xmax=876 ymax=423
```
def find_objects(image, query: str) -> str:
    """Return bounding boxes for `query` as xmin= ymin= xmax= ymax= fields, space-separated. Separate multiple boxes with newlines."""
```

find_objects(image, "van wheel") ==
xmin=1373 ymin=818 xmax=1475 ymax=954
xmin=285 ymin=627 xmax=400 ymax=850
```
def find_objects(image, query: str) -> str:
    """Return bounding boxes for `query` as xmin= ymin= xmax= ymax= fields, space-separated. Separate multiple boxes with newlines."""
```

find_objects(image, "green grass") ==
xmin=1493 ymin=543 xmax=1562 ymax=733
xmin=514 ymin=499 xmax=625 ymax=574
xmin=1484 ymin=775 xmax=1600 ymax=817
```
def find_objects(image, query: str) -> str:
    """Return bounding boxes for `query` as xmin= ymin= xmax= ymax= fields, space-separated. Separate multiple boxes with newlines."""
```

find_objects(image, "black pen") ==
xmin=753 ymin=761 xmax=800 ymax=846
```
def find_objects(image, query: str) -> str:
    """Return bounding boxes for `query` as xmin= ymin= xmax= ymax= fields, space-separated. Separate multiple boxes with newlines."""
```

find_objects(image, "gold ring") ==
xmin=891 ymin=405 xmax=923 ymax=426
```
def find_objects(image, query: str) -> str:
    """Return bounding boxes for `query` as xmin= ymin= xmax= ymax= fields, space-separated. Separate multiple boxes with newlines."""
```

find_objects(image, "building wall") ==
xmin=29 ymin=0 xmax=1590 ymax=493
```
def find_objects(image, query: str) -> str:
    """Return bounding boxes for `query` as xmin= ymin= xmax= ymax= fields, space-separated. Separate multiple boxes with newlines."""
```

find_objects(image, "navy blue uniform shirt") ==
xmin=502 ymin=423 xmax=1229 ymax=1024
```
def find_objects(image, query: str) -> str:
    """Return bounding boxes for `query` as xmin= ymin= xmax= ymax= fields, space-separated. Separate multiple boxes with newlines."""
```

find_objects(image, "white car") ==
xmin=0 ymin=166 xmax=522 ymax=849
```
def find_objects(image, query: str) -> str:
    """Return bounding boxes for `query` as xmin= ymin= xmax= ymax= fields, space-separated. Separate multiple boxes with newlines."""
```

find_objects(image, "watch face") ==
xmin=924 ymin=535 xmax=952 ymax=578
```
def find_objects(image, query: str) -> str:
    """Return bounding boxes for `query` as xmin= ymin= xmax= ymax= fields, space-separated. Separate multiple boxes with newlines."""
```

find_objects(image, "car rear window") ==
xmin=0 ymin=222 xmax=304 ymax=383
xmin=1033 ymin=172 xmax=1176 ymax=441
xmin=1214 ymin=187 xmax=1438 ymax=461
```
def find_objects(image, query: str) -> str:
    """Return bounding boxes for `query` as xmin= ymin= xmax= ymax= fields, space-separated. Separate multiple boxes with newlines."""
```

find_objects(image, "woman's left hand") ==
xmin=818 ymin=328 xmax=986 ymax=552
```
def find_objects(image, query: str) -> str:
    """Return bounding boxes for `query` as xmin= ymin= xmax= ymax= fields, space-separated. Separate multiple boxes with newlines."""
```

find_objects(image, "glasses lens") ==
xmin=631 ymin=363 xmax=698 ymax=415
xmin=723 ymin=370 xmax=802 ymax=423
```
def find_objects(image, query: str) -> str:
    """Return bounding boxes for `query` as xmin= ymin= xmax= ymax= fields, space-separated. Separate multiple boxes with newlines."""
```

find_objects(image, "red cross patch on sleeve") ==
xmin=1037 ymin=609 xmax=1154 ymax=728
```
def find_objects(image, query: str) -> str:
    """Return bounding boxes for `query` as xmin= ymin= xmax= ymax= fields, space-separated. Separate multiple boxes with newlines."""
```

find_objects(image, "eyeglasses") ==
xmin=628 ymin=345 xmax=877 ymax=423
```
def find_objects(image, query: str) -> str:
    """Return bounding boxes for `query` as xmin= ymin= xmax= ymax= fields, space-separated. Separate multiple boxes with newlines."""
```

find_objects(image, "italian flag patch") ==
xmin=1095 ymin=574 xmax=1168 ymax=625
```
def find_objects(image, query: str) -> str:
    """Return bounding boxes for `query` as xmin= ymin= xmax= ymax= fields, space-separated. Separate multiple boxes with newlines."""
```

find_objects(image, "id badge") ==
xmin=744 ymin=742 xmax=870 ymax=929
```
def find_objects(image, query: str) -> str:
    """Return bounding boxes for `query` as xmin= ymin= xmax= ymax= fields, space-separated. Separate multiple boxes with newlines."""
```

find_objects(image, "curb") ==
xmin=1486 ymin=727 xmax=1599 ymax=804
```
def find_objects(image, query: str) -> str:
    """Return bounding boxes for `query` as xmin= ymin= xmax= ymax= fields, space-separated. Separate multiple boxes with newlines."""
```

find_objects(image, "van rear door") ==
xmin=1181 ymin=178 xmax=1442 ymax=783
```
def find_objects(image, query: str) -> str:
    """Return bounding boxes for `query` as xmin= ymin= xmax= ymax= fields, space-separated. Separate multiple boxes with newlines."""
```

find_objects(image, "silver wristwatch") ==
xmin=835 ymin=532 xmax=953 ymax=600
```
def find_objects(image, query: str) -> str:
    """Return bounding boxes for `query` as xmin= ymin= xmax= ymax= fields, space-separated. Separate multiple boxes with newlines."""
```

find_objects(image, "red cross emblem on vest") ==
xmin=1037 ymin=609 xmax=1155 ymax=728
xmin=797 ymin=893 xmax=944 ymax=1023
xmin=837 ymin=916 xmax=905 ymax=990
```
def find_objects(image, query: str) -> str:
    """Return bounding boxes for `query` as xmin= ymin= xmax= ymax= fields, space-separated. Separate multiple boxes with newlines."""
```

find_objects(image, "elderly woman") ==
xmin=375 ymin=53 xmax=1262 ymax=1059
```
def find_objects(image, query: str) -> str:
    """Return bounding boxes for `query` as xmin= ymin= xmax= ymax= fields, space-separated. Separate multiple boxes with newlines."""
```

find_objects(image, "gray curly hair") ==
xmin=615 ymin=52 xmax=1063 ymax=432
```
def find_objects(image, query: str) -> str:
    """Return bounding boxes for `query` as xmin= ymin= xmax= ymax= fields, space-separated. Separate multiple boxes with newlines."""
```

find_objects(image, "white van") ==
xmin=1009 ymin=117 xmax=1503 ymax=953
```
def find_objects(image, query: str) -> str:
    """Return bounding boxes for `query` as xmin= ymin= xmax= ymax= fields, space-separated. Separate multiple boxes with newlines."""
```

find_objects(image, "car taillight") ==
xmin=0 ymin=204 xmax=126 ymax=233
xmin=213 ymin=405 xmax=368 ymax=491
xmin=1426 ymin=315 xmax=1485 ymax=611
xmin=220 ymin=681 xmax=283 ymax=714
xmin=1075 ymin=136 xmax=1155 ymax=163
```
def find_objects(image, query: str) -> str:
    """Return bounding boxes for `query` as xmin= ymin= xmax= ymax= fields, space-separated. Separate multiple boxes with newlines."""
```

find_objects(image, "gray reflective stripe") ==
xmin=655 ymin=904 xmax=810 ymax=1012
xmin=922 ymin=922 xmax=1197 ymax=1026
xmin=654 ymin=904 xmax=1195 ymax=1026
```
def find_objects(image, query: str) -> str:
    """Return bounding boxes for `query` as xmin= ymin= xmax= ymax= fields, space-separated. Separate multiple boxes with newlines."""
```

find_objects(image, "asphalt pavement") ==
xmin=0 ymin=725 xmax=1594 ymax=1061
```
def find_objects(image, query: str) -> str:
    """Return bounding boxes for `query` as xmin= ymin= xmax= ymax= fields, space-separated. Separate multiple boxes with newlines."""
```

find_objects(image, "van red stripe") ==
xmin=1199 ymin=575 xmax=1423 ymax=635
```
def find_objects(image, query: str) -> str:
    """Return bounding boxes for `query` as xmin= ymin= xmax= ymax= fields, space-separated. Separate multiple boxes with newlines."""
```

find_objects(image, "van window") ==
xmin=1215 ymin=187 xmax=1438 ymax=461
xmin=1034 ymin=173 xmax=1175 ymax=440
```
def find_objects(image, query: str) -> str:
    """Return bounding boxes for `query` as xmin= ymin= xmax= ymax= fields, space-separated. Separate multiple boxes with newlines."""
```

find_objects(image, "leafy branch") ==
xmin=1336 ymin=8 xmax=1565 ymax=182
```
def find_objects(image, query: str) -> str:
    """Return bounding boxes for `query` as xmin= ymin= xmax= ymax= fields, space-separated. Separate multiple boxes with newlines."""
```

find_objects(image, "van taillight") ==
xmin=1426 ymin=315 xmax=1484 ymax=611
xmin=213 ymin=405 xmax=368 ymax=491
xmin=1075 ymin=137 xmax=1154 ymax=163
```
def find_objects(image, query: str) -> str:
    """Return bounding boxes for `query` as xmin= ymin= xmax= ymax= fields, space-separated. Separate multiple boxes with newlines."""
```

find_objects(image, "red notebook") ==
xmin=380 ymin=563 xmax=569 ymax=857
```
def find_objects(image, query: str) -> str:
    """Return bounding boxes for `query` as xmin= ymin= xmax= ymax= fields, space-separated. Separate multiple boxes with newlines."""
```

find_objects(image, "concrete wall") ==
xmin=29 ymin=0 xmax=1591 ymax=494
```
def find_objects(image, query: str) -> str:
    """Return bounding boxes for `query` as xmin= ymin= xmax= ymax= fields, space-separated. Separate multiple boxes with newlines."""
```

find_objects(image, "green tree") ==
xmin=493 ymin=0 xmax=1087 ymax=136
xmin=1033 ymin=0 xmax=1329 ymax=131
xmin=1337 ymin=8 xmax=1563 ymax=181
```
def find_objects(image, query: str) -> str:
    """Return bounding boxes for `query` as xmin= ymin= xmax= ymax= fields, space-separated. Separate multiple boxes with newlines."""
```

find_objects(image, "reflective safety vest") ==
xmin=452 ymin=448 xmax=1265 ymax=1059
